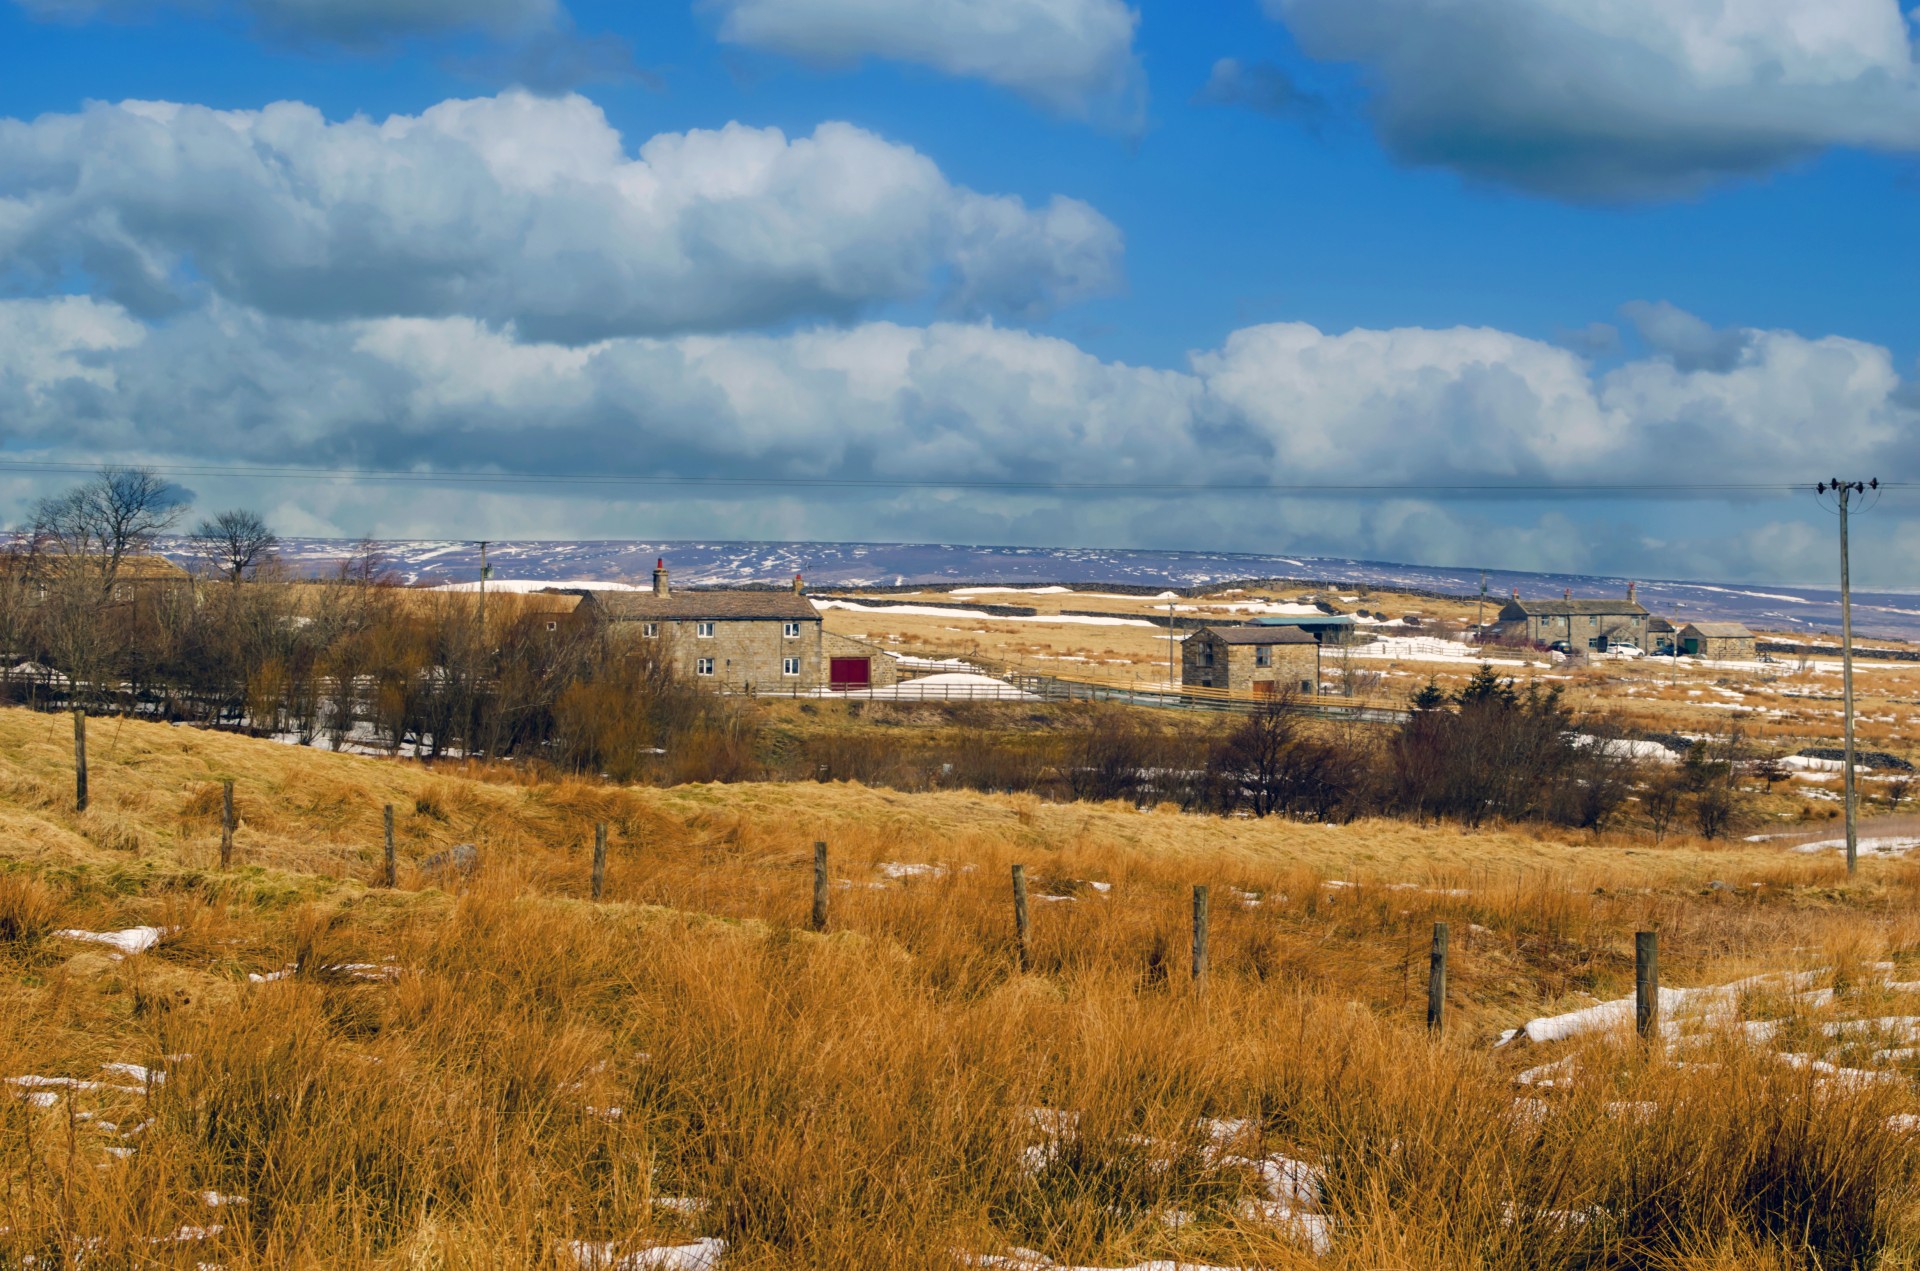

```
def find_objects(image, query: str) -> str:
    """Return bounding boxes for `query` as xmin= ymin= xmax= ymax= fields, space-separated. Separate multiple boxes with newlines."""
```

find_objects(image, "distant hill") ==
xmin=154 ymin=536 xmax=1920 ymax=640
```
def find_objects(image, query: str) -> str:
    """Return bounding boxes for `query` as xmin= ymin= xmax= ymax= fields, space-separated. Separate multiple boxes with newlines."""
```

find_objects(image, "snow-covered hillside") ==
xmin=150 ymin=536 xmax=1920 ymax=639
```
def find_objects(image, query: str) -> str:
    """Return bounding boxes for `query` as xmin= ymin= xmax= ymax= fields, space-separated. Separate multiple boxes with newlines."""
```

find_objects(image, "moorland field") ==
xmin=5 ymin=699 xmax=1920 ymax=1268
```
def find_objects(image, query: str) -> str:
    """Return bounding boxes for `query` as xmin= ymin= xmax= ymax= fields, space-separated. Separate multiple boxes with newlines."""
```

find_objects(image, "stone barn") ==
xmin=1678 ymin=622 xmax=1756 ymax=661
xmin=1181 ymin=626 xmax=1320 ymax=696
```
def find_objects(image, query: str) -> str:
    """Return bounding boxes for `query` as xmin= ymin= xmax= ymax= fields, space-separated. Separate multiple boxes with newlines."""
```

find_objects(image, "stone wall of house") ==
xmin=1181 ymin=632 xmax=1226 ymax=689
xmin=649 ymin=618 xmax=822 ymax=690
xmin=1227 ymin=644 xmax=1320 ymax=695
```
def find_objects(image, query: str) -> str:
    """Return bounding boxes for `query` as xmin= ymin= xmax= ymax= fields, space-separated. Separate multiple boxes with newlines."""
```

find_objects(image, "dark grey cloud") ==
xmin=1558 ymin=321 xmax=1621 ymax=357
xmin=0 ymin=93 xmax=1124 ymax=343
xmin=704 ymin=0 xmax=1146 ymax=127
xmin=1194 ymin=58 xmax=1323 ymax=121
xmin=449 ymin=30 xmax=659 ymax=95
xmin=16 ymin=0 xmax=554 ymax=46
xmin=1621 ymin=301 xmax=1751 ymax=373
xmin=1267 ymin=0 xmax=1920 ymax=199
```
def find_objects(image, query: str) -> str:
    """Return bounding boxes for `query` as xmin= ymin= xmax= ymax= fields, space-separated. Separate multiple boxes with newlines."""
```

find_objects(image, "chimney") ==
xmin=792 ymin=571 xmax=805 ymax=595
xmin=653 ymin=558 xmax=670 ymax=598
xmin=1563 ymin=588 xmax=1572 ymax=601
xmin=1512 ymin=587 xmax=1519 ymax=600
xmin=1627 ymin=581 xmax=1637 ymax=604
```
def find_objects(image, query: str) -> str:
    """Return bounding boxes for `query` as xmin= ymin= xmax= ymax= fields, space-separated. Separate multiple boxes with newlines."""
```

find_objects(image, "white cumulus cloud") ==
xmin=1268 ymin=0 xmax=1920 ymax=198
xmin=706 ymin=0 xmax=1145 ymax=123
xmin=1 ymin=297 xmax=1911 ymax=579
xmin=0 ymin=92 xmax=1123 ymax=342
xmin=0 ymin=298 xmax=1909 ymax=491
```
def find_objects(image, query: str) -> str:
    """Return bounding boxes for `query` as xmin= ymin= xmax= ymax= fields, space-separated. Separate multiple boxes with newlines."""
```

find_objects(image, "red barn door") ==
xmin=829 ymin=657 xmax=871 ymax=689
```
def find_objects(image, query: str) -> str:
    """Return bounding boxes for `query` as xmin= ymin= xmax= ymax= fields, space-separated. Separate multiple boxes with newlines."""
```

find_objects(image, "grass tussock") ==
xmin=3 ymin=707 xmax=1920 ymax=1266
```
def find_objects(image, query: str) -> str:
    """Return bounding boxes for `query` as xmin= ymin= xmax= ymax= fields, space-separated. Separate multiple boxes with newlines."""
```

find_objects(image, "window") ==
xmin=1254 ymin=646 xmax=1271 ymax=667
xmin=696 ymin=621 xmax=715 ymax=638
xmin=783 ymin=656 xmax=800 ymax=676
xmin=696 ymin=657 xmax=714 ymax=676
xmin=642 ymin=622 xmax=658 ymax=638
xmin=545 ymin=621 xmax=557 ymax=632
xmin=783 ymin=621 xmax=801 ymax=638
xmin=1300 ymin=680 xmax=1312 ymax=693
xmin=115 ymin=585 xmax=131 ymax=601
xmin=1198 ymin=644 xmax=1214 ymax=667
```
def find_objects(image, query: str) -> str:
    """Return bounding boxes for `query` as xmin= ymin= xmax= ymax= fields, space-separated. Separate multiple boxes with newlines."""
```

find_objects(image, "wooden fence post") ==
xmin=1191 ymin=885 xmax=1210 ymax=990
xmin=383 ymin=805 xmax=396 ymax=888
xmin=1427 ymin=921 xmax=1449 ymax=1034
xmin=811 ymin=841 xmax=829 ymax=932
xmin=1011 ymin=864 xmax=1031 ymax=970
xmin=1635 ymin=931 xmax=1659 ymax=1041
xmin=592 ymin=823 xmax=608 ymax=901
xmin=220 ymin=779 xmax=234 ymax=869
xmin=72 ymin=711 xmax=87 ymax=813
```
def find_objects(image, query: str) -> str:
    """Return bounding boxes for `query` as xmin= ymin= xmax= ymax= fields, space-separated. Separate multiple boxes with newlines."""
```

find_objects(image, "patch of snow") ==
xmin=877 ymin=862 xmax=948 ymax=880
xmin=819 ymin=672 xmax=1037 ymax=701
xmin=54 ymin=926 xmax=168 ymax=956
xmin=1791 ymin=837 xmax=1920 ymax=858
xmin=565 ymin=1238 xmax=725 ymax=1270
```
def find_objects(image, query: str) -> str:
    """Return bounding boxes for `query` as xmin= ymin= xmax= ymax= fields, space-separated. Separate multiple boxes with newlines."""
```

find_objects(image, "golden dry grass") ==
xmin=6 ymin=706 xmax=1920 ymax=1267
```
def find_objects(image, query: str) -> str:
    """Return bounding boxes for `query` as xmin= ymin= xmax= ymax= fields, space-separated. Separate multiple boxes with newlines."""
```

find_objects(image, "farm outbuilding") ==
xmin=1678 ymin=622 xmax=1755 ymax=661
xmin=1181 ymin=626 xmax=1320 ymax=696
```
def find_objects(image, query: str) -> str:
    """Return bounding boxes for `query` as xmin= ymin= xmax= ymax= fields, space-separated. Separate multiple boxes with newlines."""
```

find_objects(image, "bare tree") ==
xmin=193 ymin=508 xmax=278 ymax=582
xmin=31 ymin=466 xmax=187 ymax=595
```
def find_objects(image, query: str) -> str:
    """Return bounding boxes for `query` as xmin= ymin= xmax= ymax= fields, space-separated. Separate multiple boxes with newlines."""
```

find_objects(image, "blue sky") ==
xmin=2 ymin=0 xmax=1918 ymax=586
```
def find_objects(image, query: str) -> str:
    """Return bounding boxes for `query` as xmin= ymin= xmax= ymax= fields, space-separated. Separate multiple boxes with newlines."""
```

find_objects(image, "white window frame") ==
xmin=1254 ymin=646 xmax=1271 ymax=667
xmin=642 ymin=622 xmax=658 ymax=638
xmin=696 ymin=657 xmax=715 ymax=677
xmin=696 ymin=621 xmax=715 ymax=638
xmin=782 ymin=656 xmax=800 ymax=677
xmin=783 ymin=621 xmax=801 ymax=638
xmin=545 ymin=621 xmax=557 ymax=632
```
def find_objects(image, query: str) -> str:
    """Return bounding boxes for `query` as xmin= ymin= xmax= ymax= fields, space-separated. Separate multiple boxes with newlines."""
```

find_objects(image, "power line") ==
xmin=0 ymin=457 xmax=1880 ymax=497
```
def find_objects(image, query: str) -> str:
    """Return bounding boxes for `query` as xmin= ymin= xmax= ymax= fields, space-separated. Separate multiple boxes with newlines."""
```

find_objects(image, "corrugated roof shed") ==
xmin=1248 ymin=614 xmax=1356 ymax=628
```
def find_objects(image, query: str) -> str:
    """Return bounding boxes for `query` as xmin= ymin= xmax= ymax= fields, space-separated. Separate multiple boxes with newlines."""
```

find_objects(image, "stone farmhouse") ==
xmin=2 ymin=551 xmax=193 ymax=605
xmin=1496 ymin=586 xmax=1651 ymax=652
xmin=586 ymin=561 xmax=897 ymax=693
xmin=1678 ymin=622 xmax=1756 ymax=661
xmin=1181 ymin=625 xmax=1320 ymax=696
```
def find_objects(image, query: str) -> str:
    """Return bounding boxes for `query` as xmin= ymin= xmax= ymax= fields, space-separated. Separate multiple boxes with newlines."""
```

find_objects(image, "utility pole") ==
xmin=1817 ymin=478 xmax=1878 ymax=877
xmin=477 ymin=540 xmax=491 ymax=634
xmin=1475 ymin=571 xmax=1487 ymax=637
xmin=1168 ymin=598 xmax=1176 ymax=691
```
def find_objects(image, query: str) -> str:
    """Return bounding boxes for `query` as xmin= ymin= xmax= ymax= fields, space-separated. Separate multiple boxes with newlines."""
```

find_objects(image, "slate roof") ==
xmin=1500 ymin=599 xmax=1648 ymax=618
xmin=1191 ymin=625 xmax=1320 ymax=646
xmin=589 ymin=590 xmax=820 ymax=622
xmin=1680 ymin=622 xmax=1754 ymax=639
